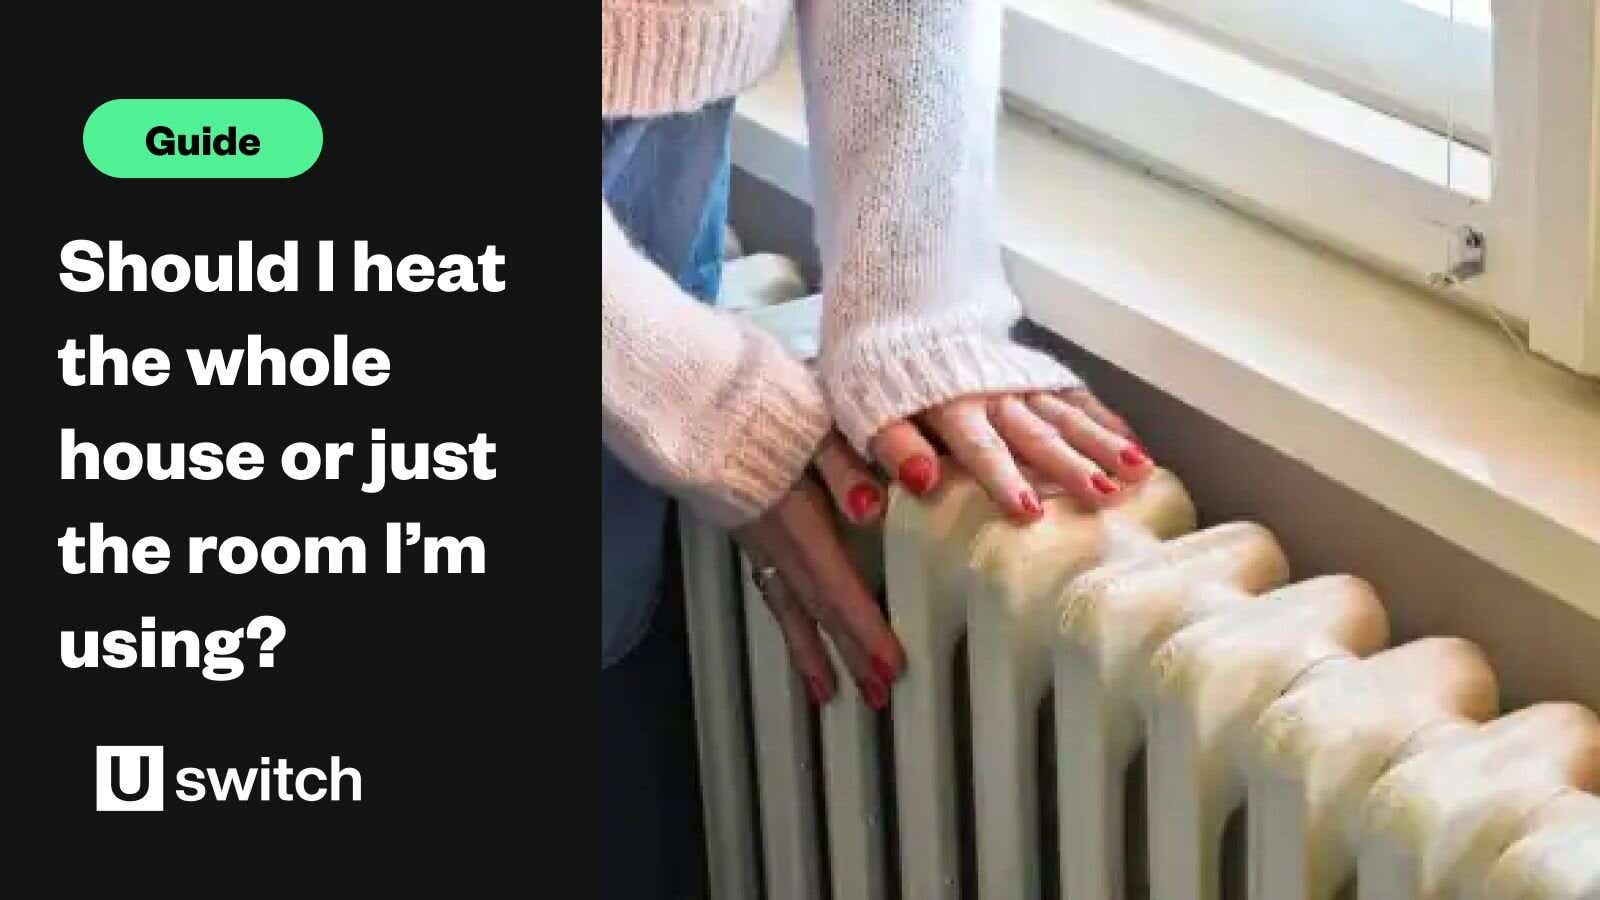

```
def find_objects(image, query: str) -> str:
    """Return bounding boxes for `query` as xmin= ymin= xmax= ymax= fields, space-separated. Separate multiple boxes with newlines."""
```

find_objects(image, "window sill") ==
xmin=731 ymin=55 xmax=1600 ymax=619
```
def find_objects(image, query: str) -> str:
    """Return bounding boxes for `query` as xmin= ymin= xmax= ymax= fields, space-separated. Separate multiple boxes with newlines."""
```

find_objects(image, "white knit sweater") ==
xmin=602 ymin=0 xmax=1082 ymax=527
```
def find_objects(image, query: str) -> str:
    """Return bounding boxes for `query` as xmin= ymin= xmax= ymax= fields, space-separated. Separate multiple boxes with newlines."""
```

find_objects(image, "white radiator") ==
xmin=678 ymin=470 xmax=1600 ymax=900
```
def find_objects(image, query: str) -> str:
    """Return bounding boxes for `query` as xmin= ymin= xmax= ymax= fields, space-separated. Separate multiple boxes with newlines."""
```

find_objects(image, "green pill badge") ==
xmin=83 ymin=99 xmax=322 ymax=178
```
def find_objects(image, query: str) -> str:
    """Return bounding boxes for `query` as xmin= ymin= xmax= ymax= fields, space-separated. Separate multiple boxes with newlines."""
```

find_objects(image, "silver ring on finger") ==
xmin=751 ymin=563 xmax=784 ymax=598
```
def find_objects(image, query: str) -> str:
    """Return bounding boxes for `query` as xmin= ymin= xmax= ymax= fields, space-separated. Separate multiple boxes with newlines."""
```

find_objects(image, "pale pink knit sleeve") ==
xmin=795 ymin=0 xmax=1083 ymax=455
xmin=602 ymin=200 xmax=833 ymax=527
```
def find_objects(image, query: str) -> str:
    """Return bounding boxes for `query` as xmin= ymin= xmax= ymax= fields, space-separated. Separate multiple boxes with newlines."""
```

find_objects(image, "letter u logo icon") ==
xmin=110 ymin=755 xmax=149 ymax=801
xmin=96 ymin=746 xmax=165 ymax=811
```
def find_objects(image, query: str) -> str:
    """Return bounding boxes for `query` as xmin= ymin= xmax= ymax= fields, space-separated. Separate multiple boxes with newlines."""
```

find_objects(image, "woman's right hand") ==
xmin=733 ymin=432 xmax=905 ymax=709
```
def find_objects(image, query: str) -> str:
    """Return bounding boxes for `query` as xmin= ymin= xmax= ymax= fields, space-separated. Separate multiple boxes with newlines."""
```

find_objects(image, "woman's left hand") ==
xmin=870 ymin=388 xmax=1155 ymax=522
xmin=733 ymin=431 xmax=902 ymax=709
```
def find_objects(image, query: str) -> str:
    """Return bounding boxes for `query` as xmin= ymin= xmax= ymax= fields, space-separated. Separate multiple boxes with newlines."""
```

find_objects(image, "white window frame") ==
xmin=1002 ymin=0 xmax=1600 ymax=377
xmin=1122 ymin=0 xmax=1493 ymax=149
xmin=1489 ymin=0 xmax=1600 ymax=374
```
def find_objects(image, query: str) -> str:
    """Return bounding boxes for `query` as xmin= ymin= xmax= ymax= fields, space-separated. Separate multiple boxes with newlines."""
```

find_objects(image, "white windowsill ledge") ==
xmin=731 ymin=56 xmax=1600 ymax=620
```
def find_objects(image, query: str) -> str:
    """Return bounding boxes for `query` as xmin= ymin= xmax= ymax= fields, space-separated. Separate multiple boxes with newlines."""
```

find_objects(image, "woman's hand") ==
xmin=733 ymin=432 xmax=903 ymax=709
xmin=872 ymin=388 xmax=1154 ymax=522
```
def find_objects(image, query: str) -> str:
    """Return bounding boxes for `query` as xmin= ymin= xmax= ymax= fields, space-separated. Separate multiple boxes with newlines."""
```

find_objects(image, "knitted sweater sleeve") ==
xmin=795 ymin=0 xmax=1083 ymax=455
xmin=602 ymin=200 xmax=833 ymax=527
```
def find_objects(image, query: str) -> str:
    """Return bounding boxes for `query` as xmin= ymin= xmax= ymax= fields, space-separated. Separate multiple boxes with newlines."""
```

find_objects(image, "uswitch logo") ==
xmin=95 ymin=746 xmax=362 ymax=811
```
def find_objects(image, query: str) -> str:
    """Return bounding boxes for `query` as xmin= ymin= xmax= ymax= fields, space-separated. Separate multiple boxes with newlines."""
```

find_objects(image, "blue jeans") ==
xmin=601 ymin=99 xmax=733 ymax=900
xmin=601 ymin=99 xmax=733 ymax=670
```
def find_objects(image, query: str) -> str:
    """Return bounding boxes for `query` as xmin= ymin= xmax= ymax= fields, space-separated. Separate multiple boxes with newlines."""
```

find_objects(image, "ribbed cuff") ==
xmin=822 ymin=329 xmax=1084 ymax=457
xmin=601 ymin=3 xmax=788 ymax=117
xmin=689 ymin=325 xmax=833 ymax=528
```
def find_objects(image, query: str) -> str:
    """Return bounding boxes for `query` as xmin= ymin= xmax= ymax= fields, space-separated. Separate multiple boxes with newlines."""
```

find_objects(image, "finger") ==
xmin=776 ymin=557 xmax=889 ymax=711
xmin=869 ymin=419 xmax=941 ymax=496
xmin=921 ymin=399 xmax=1042 ymax=523
xmin=813 ymin=433 xmax=886 ymax=525
xmin=774 ymin=482 xmax=904 ymax=705
xmin=1059 ymin=387 xmax=1139 ymax=442
xmin=753 ymin=499 xmax=869 ymax=665
xmin=737 ymin=525 xmax=839 ymax=705
xmin=991 ymin=395 xmax=1123 ymax=509
xmin=758 ymin=573 xmax=839 ymax=706
xmin=1028 ymin=392 xmax=1153 ymax=486
xmin=814 ymin=616 xmax=880 ymax=707
xmin=825 ymin=630 xmax=890 ymax=711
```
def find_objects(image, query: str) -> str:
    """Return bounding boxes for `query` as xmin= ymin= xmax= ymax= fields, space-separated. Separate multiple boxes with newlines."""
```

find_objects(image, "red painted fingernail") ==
xmin=1091 ymin=473 xmax=1119 ymax=495
xmin=871 ymin=654 xmax=897 ymax=684
xmin=805 ymin=675 xmax=829 ymax=706
xmin=861 ymin=678 xmax=888 ymax=711
xmin=898 ymin=456 xmax=938 ymax=495
xmin=1120 ymin=445 xmax=1149 ymax=467
xmin=847 ymin=483 xmax=882 ymax=521
xmin=1018 ymin=489 xmax=1044 ymax=519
